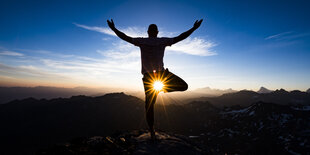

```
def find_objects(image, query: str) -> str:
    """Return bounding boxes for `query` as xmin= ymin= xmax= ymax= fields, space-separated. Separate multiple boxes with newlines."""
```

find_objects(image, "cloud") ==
xmin=265 ymin=31 xmax=310 ymax=40
xmin=35 ymin=47 xmax=140 ymax=76
xmin=0 ymin=51 xmax=24 ymax=56
xmin=74 ymin=23 xmax=116 ymax=36
xmin=95 ymin=42 xmax=141 ymax=72
xmin=97 ymin=41 xmax=140 ymax=60
xmin=265 ymin=31 xmax=293 ymax=40
xmin=98 ymin=50 xmax=139 ymax=60
xmin=0 ymin=46 xmax=142 ymax=88
xmin=0 ymin=63 xmax=68 ymax=80
xmin=8 ymin=47 xmax=139 ymax=74
xmin=281 ymin=32 xmax=310 ymax=40
xmin=167 ymin=37 xmax=217 ymax=56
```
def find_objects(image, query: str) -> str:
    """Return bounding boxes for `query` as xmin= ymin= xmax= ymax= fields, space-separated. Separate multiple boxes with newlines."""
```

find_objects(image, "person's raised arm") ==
xmin=172 ymin=19 xmax=203 ymax=45
xmin=107 ymin=19 xmax=135 ymax=44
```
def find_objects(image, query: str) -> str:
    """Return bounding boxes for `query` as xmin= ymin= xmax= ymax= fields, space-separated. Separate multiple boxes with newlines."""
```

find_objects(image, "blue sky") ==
xmin=0 ymin=0 xmax=309 ymax=91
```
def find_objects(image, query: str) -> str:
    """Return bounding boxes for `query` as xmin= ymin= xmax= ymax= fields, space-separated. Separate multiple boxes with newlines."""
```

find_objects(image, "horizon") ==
xmin=0 ymin=85 xmax=309 ymax=92
xmin=1 ymin=0 xmax=310 ymax=91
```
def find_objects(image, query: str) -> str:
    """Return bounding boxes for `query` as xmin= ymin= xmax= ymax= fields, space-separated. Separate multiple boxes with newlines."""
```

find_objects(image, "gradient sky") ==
xmin=0 ymin=0 xmax=309 ymax=91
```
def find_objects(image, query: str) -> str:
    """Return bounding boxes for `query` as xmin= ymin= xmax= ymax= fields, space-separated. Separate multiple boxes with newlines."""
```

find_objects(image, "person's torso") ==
xmin=136 ymin=38 xmax=172 ymax=74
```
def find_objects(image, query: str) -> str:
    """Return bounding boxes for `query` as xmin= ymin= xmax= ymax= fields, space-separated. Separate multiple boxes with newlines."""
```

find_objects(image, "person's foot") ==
xmin=150 ymin=130 xmax=156 ymax=142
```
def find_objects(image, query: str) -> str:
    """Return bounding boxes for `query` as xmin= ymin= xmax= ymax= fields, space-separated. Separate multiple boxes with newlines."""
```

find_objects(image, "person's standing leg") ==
xmin=143 ymin=74 xmax=158 ymax=140
xmin=145 ymin=91 xmax=158 ymax=140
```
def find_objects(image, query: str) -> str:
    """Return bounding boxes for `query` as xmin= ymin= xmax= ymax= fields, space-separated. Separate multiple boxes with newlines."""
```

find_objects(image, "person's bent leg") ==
xmin=163 ymin=69 xmax=188 ymax=92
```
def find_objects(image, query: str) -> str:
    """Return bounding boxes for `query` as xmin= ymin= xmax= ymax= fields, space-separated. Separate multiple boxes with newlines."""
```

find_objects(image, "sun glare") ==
xmin=153 ymin=81 xmax=164 ymax=91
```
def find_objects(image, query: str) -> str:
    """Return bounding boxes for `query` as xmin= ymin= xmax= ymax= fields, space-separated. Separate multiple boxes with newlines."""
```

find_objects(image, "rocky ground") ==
xmin=37 ymin=130 xmax=210 ymax=155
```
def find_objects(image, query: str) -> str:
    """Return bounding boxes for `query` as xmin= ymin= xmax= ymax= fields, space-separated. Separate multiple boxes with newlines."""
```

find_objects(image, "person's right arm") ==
xmin=107 ymin=19 xmax=135 ymax=44
xmin=172 ymin=19 xmax=203 ymax=45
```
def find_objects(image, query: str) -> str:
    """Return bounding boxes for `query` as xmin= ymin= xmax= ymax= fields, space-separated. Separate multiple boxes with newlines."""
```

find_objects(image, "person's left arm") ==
xmin=171 ymin=19 xmax=203 ymax=45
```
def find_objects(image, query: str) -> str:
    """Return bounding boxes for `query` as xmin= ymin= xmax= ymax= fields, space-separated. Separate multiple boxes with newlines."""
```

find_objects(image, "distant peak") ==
xmin=194 ymin=86 xmax=236 ymax=95
xmin=103 ymin=92 xmax=126 ymax=96
xmin=257 ymin=86 xmax=272 ymax=94
xmin=277 ymin=88 xmax=287 ymax=92
xmin=273 ymin=88 xmax=289 ymax=94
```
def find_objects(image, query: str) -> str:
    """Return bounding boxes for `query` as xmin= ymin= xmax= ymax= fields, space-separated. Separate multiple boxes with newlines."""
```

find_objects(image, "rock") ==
xmin=37 ymin=130 xmax=210 ymax=155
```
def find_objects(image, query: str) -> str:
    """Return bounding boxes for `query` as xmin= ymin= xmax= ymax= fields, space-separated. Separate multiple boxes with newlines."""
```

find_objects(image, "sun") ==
xmin=153 ymin=80 xmax=164 ymax=91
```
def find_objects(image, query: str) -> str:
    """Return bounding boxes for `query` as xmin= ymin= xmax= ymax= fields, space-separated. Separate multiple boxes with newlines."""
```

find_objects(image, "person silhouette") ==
xmin=107 ymin=19 xmax=203 ymax=140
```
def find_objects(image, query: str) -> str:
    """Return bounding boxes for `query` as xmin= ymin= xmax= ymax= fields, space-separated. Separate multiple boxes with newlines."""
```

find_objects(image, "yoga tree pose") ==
xmin=107 ymin=19 xmax=203 ymax=140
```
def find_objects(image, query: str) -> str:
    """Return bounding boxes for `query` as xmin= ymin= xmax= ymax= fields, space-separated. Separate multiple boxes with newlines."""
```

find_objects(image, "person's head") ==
xmin=147 ymin=24 xmax=158 ymax=38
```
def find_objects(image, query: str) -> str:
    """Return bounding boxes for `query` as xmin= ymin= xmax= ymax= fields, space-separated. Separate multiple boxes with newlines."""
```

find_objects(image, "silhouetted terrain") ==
xmin=0 ymin=86 xmax=109 ymax=104
xmin=190 ymin=89 xmax=310 ymax=107
xmin=0 ymin=91 xmax=309 ymax=154
xmin=0 ymin=93 xmax=145 ymax=154
xmin=37 ymin=130 xmax=209 ymax=155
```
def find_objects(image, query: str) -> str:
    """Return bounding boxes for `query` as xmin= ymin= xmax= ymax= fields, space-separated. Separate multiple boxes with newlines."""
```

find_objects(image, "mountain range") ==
xmin=1 ymin=86 xmax=309 ymax=104
xmin=0 ymin=92 xmax=309 ymax=154
xmin=0 ymin=86 xmax=122 ymax=104
xmin=190 ymin=86 xmax=236 ymax=96
xmin=191 ymin=88 xmax=310 ymax=107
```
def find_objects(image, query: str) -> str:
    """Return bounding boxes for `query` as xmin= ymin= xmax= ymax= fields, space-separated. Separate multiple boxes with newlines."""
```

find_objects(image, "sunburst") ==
xmin=153 ymin=80 xmax=164 ymax=91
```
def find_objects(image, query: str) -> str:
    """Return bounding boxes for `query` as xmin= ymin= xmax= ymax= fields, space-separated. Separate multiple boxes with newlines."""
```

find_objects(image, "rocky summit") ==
xmin=37 ymin=130 xmax=209 ymax=155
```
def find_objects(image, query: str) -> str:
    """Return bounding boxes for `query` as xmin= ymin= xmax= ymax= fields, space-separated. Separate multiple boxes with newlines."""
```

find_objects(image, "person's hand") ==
xmin=107 ymin=19 xmax=115 ymax=30
xmin=193 ymin=19 xmax=203 ymax=30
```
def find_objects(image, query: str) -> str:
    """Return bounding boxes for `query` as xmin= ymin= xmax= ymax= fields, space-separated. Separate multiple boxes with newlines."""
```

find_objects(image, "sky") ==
xmin=0 ymin=0 xmax=310 ymax=91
